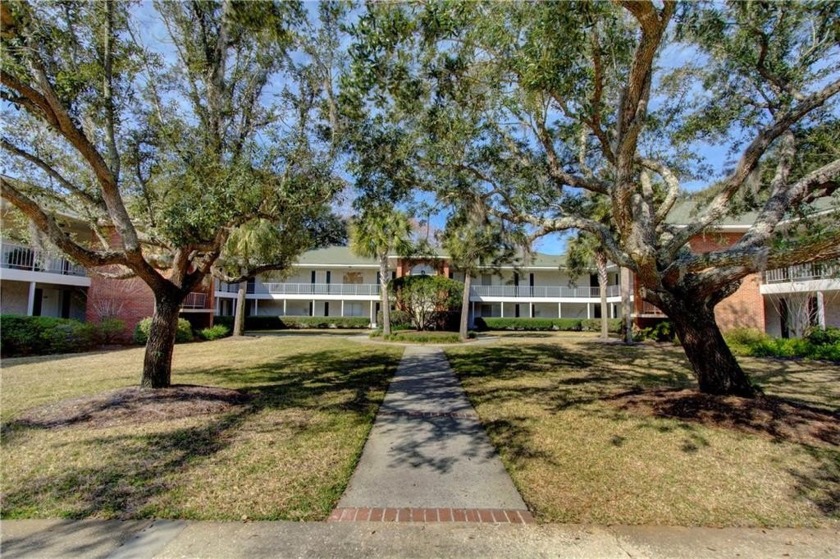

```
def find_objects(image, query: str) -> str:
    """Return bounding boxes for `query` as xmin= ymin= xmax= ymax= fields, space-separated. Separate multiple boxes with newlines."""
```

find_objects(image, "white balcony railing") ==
xmin=182 ymin=292 xmax=208 ymax=309
xmin=763 ymin=262 xmax=839 ymax=284
xmin=1 ymin=242 xmax=87 ymax=277
xmin=470 ymin=284 xmax=620 ymax=299
xmin=217 ymin=281 xmax=620 ymax=299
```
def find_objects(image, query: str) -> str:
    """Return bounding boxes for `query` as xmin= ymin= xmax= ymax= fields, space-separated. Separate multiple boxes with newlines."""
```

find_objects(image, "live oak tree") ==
xmin=1 ymin=1 xmax=341 ymax=388
xmin=345 ymin=0 xmax=840 ymax=397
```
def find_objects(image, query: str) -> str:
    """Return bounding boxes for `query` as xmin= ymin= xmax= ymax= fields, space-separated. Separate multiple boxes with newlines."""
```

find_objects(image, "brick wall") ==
xmin=85 ymin=275 xmax=155 ymax=341
xmin=689 ymin=231 xmax=765 ymax=331
xmin=632 ymin=230 xmax=765 ymax=332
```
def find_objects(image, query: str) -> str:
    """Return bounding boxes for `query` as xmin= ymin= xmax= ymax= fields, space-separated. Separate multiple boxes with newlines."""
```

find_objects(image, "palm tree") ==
xmin=350 ymin=208 xmax=412 ymax=335
xmin=217 ymin=219 xmax=307 ymax=336
xmin=566 ymin=232 xmax=611 ymax=340
xmin=442 ymin=208 xmax=522 ymax=341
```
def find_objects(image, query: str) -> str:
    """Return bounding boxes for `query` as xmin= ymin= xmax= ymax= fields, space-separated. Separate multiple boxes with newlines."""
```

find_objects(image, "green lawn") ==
xmin=1 ymin=336 xmax=403 ymax=520
xmin=446 ymin=333 xmax=840 ymax=527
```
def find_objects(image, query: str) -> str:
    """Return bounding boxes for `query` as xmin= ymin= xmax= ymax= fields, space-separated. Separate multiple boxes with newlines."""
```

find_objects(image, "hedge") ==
xmin=280 ymin=316 xmax=370 ymax=329
xmin=474 ymin=317 xmax=583 ymax=331
xmin=133 ymin=317 xmax=195 ymax=345
xmin=213 ymin=315 xmax=371 ymax=330
xmin=725 ymin=326 xmax=840 ymax=362
xmin=1 ymin=315 xmax=99 ymax=357
xmin=581 ymin=318 xmax=622 ymax=333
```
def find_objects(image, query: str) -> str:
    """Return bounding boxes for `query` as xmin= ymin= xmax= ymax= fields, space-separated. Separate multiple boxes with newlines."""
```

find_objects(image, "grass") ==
xmin=1 ymin=337 xmax=403 ymax=520
xmin=445 ymin=333 xmax=840 ymax=527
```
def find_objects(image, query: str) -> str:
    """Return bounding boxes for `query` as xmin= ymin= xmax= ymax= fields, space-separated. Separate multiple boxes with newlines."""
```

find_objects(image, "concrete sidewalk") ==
xmin=336 ymin=345 xmax=527 ymax=514
xmin=2 ymin=519 xmax=837 ymax=558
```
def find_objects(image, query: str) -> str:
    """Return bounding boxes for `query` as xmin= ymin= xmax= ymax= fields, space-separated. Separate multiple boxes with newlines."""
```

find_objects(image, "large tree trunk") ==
xmin=141 ymin=292 xmax=182 ymax=388
xmin=620 ymin=267 xmax=634 ymax=344
xmin=233 ymin=281 xmax=247 ymax=337
xmin=459 ymin=273 xmax=472 ymax=341
xmin=664 ymin=299 xmax=756 ymax=397
xmin=379 ymin=255 xmax=391 ymax=336
xmin=596 ymin=252 xmax=609 ymax=340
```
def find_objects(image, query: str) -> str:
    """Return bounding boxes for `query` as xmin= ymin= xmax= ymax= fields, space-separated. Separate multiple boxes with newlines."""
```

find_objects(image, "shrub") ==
xmin=376 ymin=309 xmax=412 ymax=330
xmin=580 ymin=318 xmax=622 ymax=333
xmin=474 ymin=317 xmax=583 ymax=331
xmin=199 ymin=324 xmax=230 ymax=340
xmin=724 ymin=326 xmax=839 ymax=362
xmin=383 ymin=331 xmax=462 ymax=344
xmin=133 ymin=317 xmax=194 ymax=345
xmin=0 ymin=315 xmax=99 ymax=357
xmin=212 ymin=315 xmax=370 ymax=331
xmin=806 ymin=326 xmax=840 ymax=346
xmin=280 ymin=316 xmax=371 ymax=329
xmin=635 ymin=320 xmax=676 ymax=342
xmin=390 ymin=275 xmax=462 ymax=330
xmin=97 ymin=317 xmax=126 ymax=344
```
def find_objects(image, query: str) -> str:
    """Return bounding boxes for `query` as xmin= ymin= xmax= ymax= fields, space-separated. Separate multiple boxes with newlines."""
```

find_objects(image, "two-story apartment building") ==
xmin=2 ymin=205 xmax=837 ymax=338
xmin=213 ymin=246 xmax=623 ymax=327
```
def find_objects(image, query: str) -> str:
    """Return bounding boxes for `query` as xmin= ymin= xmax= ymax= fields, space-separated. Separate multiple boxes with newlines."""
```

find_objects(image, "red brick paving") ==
xmin=329 ymin=507 xmax=534 ymax=524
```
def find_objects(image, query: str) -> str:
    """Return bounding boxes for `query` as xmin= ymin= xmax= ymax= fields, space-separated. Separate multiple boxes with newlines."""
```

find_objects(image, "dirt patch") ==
xmin=9 ymin=385 xmax=251 ymax=430
xmin=608 ymin=389 xmax=840 ymax=447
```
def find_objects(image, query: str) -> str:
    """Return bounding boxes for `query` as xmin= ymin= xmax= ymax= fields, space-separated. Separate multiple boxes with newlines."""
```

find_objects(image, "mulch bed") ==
xmin=608 ymin=389 xmax=839 ymax=446
xmin=10 ymin=385 xmax=251 ymax=430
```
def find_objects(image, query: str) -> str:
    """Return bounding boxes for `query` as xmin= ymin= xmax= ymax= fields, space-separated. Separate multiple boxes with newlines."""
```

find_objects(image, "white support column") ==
xmin=370 ymin=300 xmax=375 ymax=327
xmin=311 ymin=299 xmax=315 ymax=317
xmin=341 ymin=300 xmax=345 ymax=317
xmin=500 ymin=302 xmax=505 ymax=318
xmin=529 ymin=302 xmax=533 ymax=318
xmin=817 ymin=291 xmax=826 ymax=328
xmin=587 ymin=303 xmax=591 ymax=319
xmin=254 ymin=299 xmax=259 ymax=316
xmin=558 ymin=302 xmax=562 ymax=318
xmin=27 ymin=282 xmax=36 ymax=316
xmin=283 ymin=299 xmax=287 ymax=316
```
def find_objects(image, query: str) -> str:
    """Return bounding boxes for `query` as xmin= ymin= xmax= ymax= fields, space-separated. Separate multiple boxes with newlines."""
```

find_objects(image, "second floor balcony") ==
xmin=1 ymin=242 xmax=87 ymax=278
xmin=763 ymin=262 xmax=839 ymax=284
xmin=216 ymin=281 xmax=620 ymax=300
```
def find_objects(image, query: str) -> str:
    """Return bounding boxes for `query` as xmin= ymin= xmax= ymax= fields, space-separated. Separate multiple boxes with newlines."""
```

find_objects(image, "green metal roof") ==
xmin=296 ymin=246 xmax=379 ymax=267
xmin=294 ymin=246 xmax=570 ymax=269
xmin=665 ymin=196 xmax=837 ymax=228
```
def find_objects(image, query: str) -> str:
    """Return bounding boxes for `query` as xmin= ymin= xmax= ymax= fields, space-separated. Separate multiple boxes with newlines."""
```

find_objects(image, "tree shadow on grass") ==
xmin=1 ymin=349 xmax=400 ymax=520
xmin=445 ymin=342 xmax=840 ymax=521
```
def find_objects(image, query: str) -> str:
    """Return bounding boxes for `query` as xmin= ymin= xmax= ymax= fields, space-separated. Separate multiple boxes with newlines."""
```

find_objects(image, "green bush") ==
xmin=97 ymin=318 xmax=126 ymax=344
xmin=376 ymin=309 xmax=413 ymax=331
xmin=474 ymin=317 xmax=583 ymax=331
xmin=580 ymin=318 xmax=622 ymax=333
xmin=383 ymin=331 xmax=462 ymax=344
xmin=199 ymin=324 xmax=230 ymax=340
xmin=133 ymin=317 xmax=194 ymax=345
xmin=390 ymin=275 xmax=462 ymax=330
xmin=212 ymin=315 xmax=369 ymax=331
xmin=725 ymin=326 xmax=839 ymax=362
xmin=635 ymin=320 xmax=676 ymax=342
xmin=280 ymin=316 xmax=371 ymax=329
xmin=806 ymin=326 xmax=840 ymax=346
xmin=0 ymin=315 xmax=99 ymax=357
